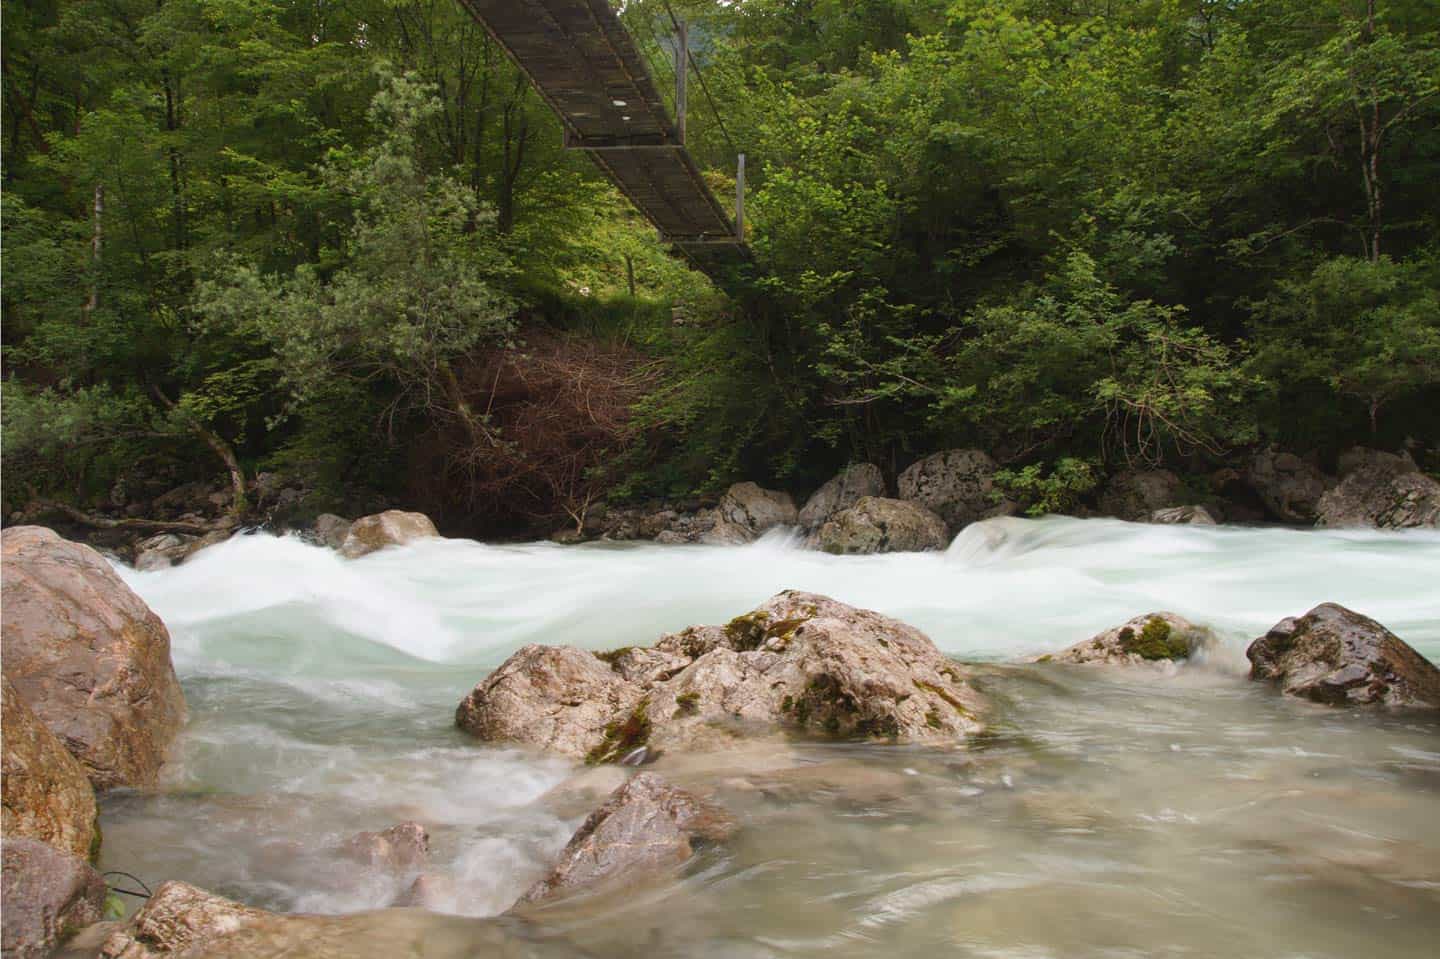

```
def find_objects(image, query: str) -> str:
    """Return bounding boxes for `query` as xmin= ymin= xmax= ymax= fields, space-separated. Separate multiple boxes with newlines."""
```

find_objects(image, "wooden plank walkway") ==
xmin=455 ymin=0 xmax=748 ymax=270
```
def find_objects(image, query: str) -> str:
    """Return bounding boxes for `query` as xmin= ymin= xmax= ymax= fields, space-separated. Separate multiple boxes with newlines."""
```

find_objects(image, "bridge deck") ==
xmin=456 ymin=0 xmax=746 ymax=261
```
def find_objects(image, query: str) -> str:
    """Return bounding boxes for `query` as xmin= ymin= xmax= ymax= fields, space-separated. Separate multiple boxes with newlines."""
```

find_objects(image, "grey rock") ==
xmin=337 ymin=822 xmax=429 ymax=875
xmin=457 ymin=592 xmax=988 ymax=761
xmin=1247 ymin=603 xmax=1440 ymax=708
xmin=455 ymin=645 xmax=643 ymax=760
xmin=1037 ymin=612 xmax=1215 ymax=666
xmin=1 ymin=527 xmax=186 ymax=790
xmin=897 ymin=449 xmax=1011 ymax=530
xmin=816 ymin=497 xmax=949 ymax=554
xmin=716 ymin=483 xmax=798 ymax=538
xmin=517 ymin=773 xmax=733 ymax=905
xmin=339 ymin=510 xmax=439 ymax=559
xmin=1148 ymin=505 xmax=1217 ymax=525
xmin=2 ymin=837 xmax=105 ymax=959
xmin=311 ymin=514 xmax=353 ymax=551
xmin=98 ymin=881 xmax=271 ymax=958
xmin=1245 ymin=449 xmax=1334 ymax=523
xmin=2 ymin=678 xmax=99 ymax=861
xmin=797 ymin=464 xmax=886 ymax=530
xmin=1337 ymin=446 xmax=1417 ymax=479
xmin=1098 ymin=469 xmax=1183 ymax=521
xmin=1316 ymin=466 xmax=1440 ymax=529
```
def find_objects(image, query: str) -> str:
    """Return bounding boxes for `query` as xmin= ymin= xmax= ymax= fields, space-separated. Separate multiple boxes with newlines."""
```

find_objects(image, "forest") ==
xmin=4 ymin=0 xmax=1438 ymax=536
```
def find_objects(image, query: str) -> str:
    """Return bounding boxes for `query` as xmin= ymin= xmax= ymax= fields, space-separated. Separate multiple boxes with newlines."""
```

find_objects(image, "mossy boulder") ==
xmin=1036 ymin=612 xmax=1215 ymax=666
xmin=897 ymin=449 xmax=1012 ymax=531
xmin=1247 ymin=603 xmax=1440 ymax=708
xmin=456 ymin=591 xmax=989 ymax=761
xmin=816 ymin=497 xmax=950 ymax=554
xmin=339 ymin=510 xmax=439 ymax=559
xmin=797 ymin=464 xmax=886 ymax=530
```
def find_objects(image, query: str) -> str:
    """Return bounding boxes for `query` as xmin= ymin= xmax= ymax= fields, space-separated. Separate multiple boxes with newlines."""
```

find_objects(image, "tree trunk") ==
xmin=150 ymin=386 xmax=247 ymax=516
xmin=82 ymin=183 xmax=103 ymax=322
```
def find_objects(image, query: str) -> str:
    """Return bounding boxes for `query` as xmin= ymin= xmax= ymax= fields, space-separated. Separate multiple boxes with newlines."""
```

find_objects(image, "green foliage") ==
xmin=1119 ymin=617 xmax=1190 ymax=661
xmin=994 ymin=458 xmax=1099 ymax=517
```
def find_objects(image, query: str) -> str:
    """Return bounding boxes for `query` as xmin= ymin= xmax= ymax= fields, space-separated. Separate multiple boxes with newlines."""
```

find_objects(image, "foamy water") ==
xmin=100 ymin=517 xmax=1440 ymax=957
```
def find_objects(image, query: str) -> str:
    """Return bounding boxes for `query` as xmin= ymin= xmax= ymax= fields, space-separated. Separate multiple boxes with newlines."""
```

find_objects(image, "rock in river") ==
xmin=1 ymin=526 xmax=185 ymax=790
xmin=897 ymin=449 xmax=1011 ymax=531
xmin=517 ymin=772 xmax=733 ymax=906
xmin=816 ymin=496 xmax=949 ymax=554
xmin=1098 ymin=469 xmax=1183 ymax=521
xmin=1 ymin=677 xmax=99 ymax=861
xmin=2 ymin=837 xmax=106 ymax=959
xmin=1247 ymin=603 xmax=1440 ymax=708
xmin=1245 ymin=449 xmax=1333 ymax=524
xmin=1037 ymin=612 xmax=1215 ymax=666
xmin=339 ymin=510 xmax=439 ymax=559
xmin=98 ymin=881 xmax=272 ymax=959
xmin=457 ymin=591 xmax=988 ymax=761
xmin=1315 ymin=449 xmax=1439 ymax=529
xmin=797 ymin=463 xmax=887 ymax=530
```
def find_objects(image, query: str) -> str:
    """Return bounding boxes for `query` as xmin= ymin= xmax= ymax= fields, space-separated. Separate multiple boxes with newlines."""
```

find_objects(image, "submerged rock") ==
xmin=1315 ymin=452 xmax=1439 ymax=528
xmin=897 ymin=449 xmax=1011 ymax=531
xmin=457 ymin=591 xmax=988 ymax=760
xmin=1148 ymin=505 xmax=1217 ymax=526
xmin=1 ymin=678 xmax=99 ymax=861
xmin=339 ymin=510 xmax=439 ymax=559
xmin=1245 ymin=449 xmax=1334 ymax=524
xmin=816 ymin=497 xmax=949 ymax=554
xmin=1037 ymin=612 xmax=1215 ymax=666
xmin=98 ymin=881 xmax=271 ymax=959
xmin=517 ymin=773 xmax=733 ymax=906
xmin=1 ymin=526 xmax=186 ymax=790
xmin=2 ymin=837 xmax=106 ymax=959
xmin=337 ymin=821 xmax=429 ymax=875
xmin=797 ymin=464 xmax=887 ymax=530
xmin=1098 ymin=469 xmax=1183 ymax=521
xmin=1246 ymin=604 xmax=1440 ymax=708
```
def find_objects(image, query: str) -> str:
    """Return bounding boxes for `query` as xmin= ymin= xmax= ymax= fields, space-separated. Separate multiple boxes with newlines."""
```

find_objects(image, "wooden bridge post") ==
xmin=674 ymin=20 xmax=687 ymax=146
xmin=736 ymin=153 xmax=745 ymax=240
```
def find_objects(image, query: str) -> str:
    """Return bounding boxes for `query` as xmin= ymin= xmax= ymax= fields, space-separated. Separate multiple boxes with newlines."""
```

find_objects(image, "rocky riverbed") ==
xmin=3 ymin=517 xmax=1439 ymax=958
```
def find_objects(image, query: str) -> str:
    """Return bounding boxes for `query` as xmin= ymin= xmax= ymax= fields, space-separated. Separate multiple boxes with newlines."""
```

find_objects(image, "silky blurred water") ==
xmin=101 ymin=517 xmax=1440 ymax=957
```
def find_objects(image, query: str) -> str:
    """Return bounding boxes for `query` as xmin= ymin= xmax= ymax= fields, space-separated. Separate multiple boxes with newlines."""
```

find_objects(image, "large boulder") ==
xmin=1245 ymin=449 xmax=1334 ymax=524
xmin=714 ymin=483 xmax=797 ymax=539
xmin=98 ymin=881 xmax=271 ymax=959
xmin=1 ymin=678 xmax=99 ymax=862
xmin=1036 ymin=612 xmax=1215 ymax=666
xmin=339 ymin=510 xmax=439 ymax=559
xmin=797 ymin=464 xmax=886 ymax=530
xmin=2 ymin=837 xmax=106 ymax=959
xmin=132 ymin=530 xmax=230 ymax=571
xmin=517 ymin=773 xmax=732 ymax=906
xmin=1246 ymin=604 xmax=1440 ymax=708
xmin=897 ymin=449 xmax=1011 ymax=531
xmin=455 ymin=646 xmax=643 ymax=760
xmin=457 ymin=591 xmax=988 ymax=761
xmin=1315 ymin=451 xmax=1439 ymax=528
xmin=1 ymin=526 xmax=185 ymax=790
xmin=1097 ymin=469 xmax=1183 ymax=521
xmin=816 ymin=497 xmax=949 ymax=554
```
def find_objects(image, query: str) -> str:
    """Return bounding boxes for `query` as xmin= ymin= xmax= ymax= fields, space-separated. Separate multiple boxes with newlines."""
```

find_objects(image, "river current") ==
xmin=102 ymin=516 xmax=1440 ymax=957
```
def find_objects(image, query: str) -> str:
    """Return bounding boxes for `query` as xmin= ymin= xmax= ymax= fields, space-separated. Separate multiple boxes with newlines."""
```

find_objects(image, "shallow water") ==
xmin=105 ymin=516 xmax=1440 ymax=957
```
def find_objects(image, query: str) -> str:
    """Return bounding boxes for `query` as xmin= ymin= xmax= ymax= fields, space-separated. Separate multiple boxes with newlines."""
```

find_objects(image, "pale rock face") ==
xmin=816 ymin=497 xmax=949 ymax=554
xmin=98 ymin=881 xmax=272 ymax=959
xmin=455 ymin=645 xmax=643 ymax=760
xmin=1098 ymin=469 xmax=1183 ymax=521
xmin=897 ymin=449 xmax=1012 ymax=530
xmin=797 ymin=464 xmax=886 ymax=530
xmin=339 ymin=510 xmax=440 ymax=559
xmin=456 ymin=591 xmax=988 ymax=762
xmin=311 ymin=514 xmax=353 ymax=550
xmin=336 ymin=821 xmax=429 ymax=875
xmin=1 ymin=678 xmax=99 ymax=861
xmin=1148 ymin=505 xmax=1217 ymax=525
xmin=1 ymin=837 xmax=106 ymax=959
xmin=1 ymin=526 xmax=186 ymax=790
xmin=1245 ymin=449 xmax=1334 ymax=524
xmin=715 ymin=483 xmax=798 ymax=538
xmin=1247 ymin=603 xmax=1440 ymax=708
xmin=1037 ymin=612 xmax=1216 ymax=666
xmin=1316 ymin=456 xmax=1439 ymax=529
xmin=517 ymin=773 xmax=733 ymax=906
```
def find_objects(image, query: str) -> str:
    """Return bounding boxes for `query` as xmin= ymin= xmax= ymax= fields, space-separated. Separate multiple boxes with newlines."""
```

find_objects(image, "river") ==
xmin=103 ymin=516 xmax=1440 ymax=957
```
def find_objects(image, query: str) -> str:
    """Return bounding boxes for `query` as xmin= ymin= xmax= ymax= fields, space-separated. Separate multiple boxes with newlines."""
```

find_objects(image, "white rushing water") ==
xmin=101 ymin=517 xmax=1440 ymax=958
